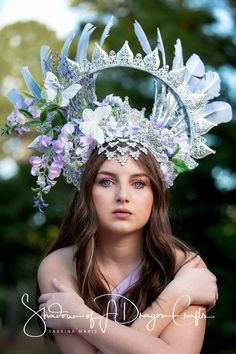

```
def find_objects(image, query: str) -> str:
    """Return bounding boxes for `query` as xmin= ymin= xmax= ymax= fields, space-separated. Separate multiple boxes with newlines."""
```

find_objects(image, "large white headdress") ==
xmin=2 ymin=17 xmax=232 ymax=211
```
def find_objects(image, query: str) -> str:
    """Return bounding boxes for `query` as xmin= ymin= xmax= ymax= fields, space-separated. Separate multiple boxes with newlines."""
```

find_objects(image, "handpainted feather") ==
xmin=172 ymin=39 xmax=183 ymax=69
xmin=40 ymin=45 xmax=50 ymax=78
xmin=99 ymin=16 xmax=114 ymax=47
xmin=134 ymin=20 xmax=152 ymax=54
xmin=157 ymin=28 xmax=166 ymax=67
xmin=203 ymin=101 xmax=232 ymax=123
xmin=7 ymin=88 xmax=27 ymax=109
xmin=22 ymin=67 xmax=41 ymax=100
xmin=61 ymin=31 xmax=75 ymax=61
xmin=76 ymin=23 xmax=96 ymax=64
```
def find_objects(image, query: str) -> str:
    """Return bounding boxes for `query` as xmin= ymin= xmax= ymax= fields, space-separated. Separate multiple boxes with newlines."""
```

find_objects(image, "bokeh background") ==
xmin=0 ymin=0 xmax=235 ymax=353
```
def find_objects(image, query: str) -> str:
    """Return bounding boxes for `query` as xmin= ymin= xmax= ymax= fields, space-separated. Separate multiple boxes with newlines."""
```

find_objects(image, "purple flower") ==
xmin=124 ymin=125 xmax=141 ymax=139
xmin=36 ymin=175 xmax=46 ymax=188
xmin=30 ymin=156 xmax=42 ymax=176
xmin=33 ymin=194 xmax=48 ymax=212
xmin=7 ymin=109 xmax=26 ymax=126
xmin=106 ymin=121 xmax=126 ymax=138
xmin=30 ymin=156 xmax=42 ymax=166
xmin=53 ymin=138 xmax=65 ymax=154
xmin=39 ymin=135 xmax=52 ymax=147
xmin=48 ymin=162 xmax=62 ymax=179
xmin=17 ymin=125 xmax=31 ymax=134
xmin=53 ymin=154 xmax=66 ymax=168
xmin=61 ymin=123 xmax=75 ymax=137
xmin=95 ymin=94 xmax=124 ymax=107
xmin=28 ymin=106 xmax=41 ymax=119
xmin=80 ymin=135 xmax=94 ymax=148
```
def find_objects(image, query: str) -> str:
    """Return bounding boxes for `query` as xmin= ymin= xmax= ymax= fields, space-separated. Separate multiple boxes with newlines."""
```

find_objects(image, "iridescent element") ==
xmin=1 ymin=18 xmax=232 ymax=211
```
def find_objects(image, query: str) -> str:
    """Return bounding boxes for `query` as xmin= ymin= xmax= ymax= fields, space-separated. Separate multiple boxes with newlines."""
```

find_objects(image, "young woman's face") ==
xmin=92 ymin=156 xmax=154 ymax=236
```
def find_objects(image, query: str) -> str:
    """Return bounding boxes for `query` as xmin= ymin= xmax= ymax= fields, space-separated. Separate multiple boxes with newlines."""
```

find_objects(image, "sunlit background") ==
xmin=0 ymin=0 xmax=235 ymax=353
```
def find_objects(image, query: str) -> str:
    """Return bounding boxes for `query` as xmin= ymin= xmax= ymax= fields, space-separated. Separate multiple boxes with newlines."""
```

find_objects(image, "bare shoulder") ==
xmin=174 ymin=248 xmax=207 ymax=272
xmin=37 ymin=245 xmax=78 ymax=293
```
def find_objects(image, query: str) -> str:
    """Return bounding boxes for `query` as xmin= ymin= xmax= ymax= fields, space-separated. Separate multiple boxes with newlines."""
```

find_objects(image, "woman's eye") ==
xmin=99 ymin=179 xmax=113 ymax=187
xmin=133 ymin=180 xmax=145 ymax=189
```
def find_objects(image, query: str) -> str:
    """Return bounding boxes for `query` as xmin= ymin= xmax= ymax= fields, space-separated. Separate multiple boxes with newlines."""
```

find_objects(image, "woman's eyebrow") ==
xmin=97 ymin=171 xmax=149 ymax=177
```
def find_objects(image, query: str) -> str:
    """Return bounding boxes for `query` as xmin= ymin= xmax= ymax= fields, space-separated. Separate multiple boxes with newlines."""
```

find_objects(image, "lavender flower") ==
xmin=48 ymin=162 xmax=62 ymax=180
xmin=30 ymin=156 xmax=42 ymax=176
xmin=95 ymin=94 xmax=124 ymax=107
xmin=61 ymin=123 xmax=75 ymax=137
xmin=39 ymin=135 xmax=52 ymax=147
xmin=33 ymin=194 xmax=48 ymax=212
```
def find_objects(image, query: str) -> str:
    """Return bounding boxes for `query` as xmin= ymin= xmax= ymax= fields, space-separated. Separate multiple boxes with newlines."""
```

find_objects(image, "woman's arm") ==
xmin=38 ymin=254 xmax=98 ymax=354
xmin=40 ymin=260 xmax=217 ymax=354
xmin=130 ymin=253 xmax=216 ymax=337
xmin=38 ymin=252 xmax=217 ymax=354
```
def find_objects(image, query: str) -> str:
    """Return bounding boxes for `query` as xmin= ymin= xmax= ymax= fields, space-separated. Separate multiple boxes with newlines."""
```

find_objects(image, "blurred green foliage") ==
xmin=0 ymin=1 xmax=236 ymax=353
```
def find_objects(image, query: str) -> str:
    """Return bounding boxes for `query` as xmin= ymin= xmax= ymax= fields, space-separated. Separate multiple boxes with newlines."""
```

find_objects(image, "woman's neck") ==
xmin=95 ymin=229 xmax=143 ymax=268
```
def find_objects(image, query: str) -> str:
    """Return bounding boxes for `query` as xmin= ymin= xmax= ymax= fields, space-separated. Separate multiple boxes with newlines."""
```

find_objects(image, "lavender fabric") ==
xmin=110 ymin=263 xmax=141 ymax=320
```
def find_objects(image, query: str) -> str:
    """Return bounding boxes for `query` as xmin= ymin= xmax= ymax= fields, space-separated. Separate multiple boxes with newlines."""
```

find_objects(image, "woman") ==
xmin=37 ymin=147 xmax=218 ymax=354
xmin=3 ymin=18 xmax=230 ymax=354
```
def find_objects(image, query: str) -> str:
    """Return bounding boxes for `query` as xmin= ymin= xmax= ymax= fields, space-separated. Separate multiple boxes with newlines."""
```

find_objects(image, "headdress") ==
xmin=1 ymin=17 xmax=232 ymax=211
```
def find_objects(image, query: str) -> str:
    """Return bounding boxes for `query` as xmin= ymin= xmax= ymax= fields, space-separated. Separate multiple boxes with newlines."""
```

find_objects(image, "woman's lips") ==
xmin=112 ymin=210 xmax=132 ymax=219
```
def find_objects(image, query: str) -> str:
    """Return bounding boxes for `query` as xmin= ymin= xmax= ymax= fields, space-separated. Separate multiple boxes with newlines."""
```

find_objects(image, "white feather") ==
xmin=157 ymin=28 xmax=166 ymax=67
xmin=76 ymin=23 xmax=96 ymax=64
xmin=185 ymin=54 xmax=205 ymax=84
xmin=134 ymin=20 xmax=152 ymax=54
xmin=196 ymin=71 xmax=221 ymax=100
xmin=203 ymin=101 xmax=232 ymax=123
xmin=99 ymin=16 xmax=114 ymax=47
xmin=172 ymin=39 xmax=183 ymax=69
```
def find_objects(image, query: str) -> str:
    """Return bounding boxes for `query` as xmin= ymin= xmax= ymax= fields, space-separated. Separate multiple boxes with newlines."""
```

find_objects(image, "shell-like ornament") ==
xmin=144 ymin=48 xmax=160 ymax=69
xmin=186 ymin=93 xmax=206 ymax=109
xmin=92 ymin=43 xmax=109 ymax=66
xmin=194 ymin=117 xmax=216 ymax=135
xmin=66 ymin=58 xmax=81 ymax=74
xmin=168 ymin=67 xmax=187 ymax=86
xmin=191 ymin=138 xmax=215 ymax=159
xmin=27 ymin=136 xmax=48 ymax=153
xmin=116 ymin=41 xmax=134 ymax=64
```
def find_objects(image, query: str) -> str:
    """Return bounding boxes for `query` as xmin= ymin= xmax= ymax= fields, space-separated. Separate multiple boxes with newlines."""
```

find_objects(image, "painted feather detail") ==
xmin=134 ymin=20 xmax=152 ymax=54
xmin=172 ymin=39 xmax=184 ymax=69
xmin=203 ymin=101 xmax=232 ymax=123
xmin=22 ymin=67 xmax=41 ymax=100
xmin=76 ymin=23 xmax=96 ymax=64
xmin=157 ymin=28 xmax=166 ymax=67
xmin=61 ymin=31 xmax=75 ymax=61
xmin=195 ymin=71 xmax=221 ymax=100
xmin=185 ymin=54 xmax=205 ymax=84
xmin=99 ymin=16 xmax=114 ymax=47
xmin=40 ymin=45 xmax=50 ymax=78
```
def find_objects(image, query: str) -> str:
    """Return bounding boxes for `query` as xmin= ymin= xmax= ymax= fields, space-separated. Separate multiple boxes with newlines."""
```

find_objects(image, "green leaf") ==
xmin=20 ymin=91 xmax=35 ymax=99
xmin=77 ymin=161 xmax=84 ymax=167
xmin=51 ymin=111 xmax=67 ymax=128
xmin=19 ymin=109 xmax=33 ymax=118
xmin=40 ymin=104 xmax=58 ymax=122
xmin=32 ymin=99 xmax=46 ymax=109
xmin=171 ymin=144 xmax=180 ymax=158
xmin=55 ymin=91 xmax=63 ymax=106
xmin=172 ymin=158 xmax=190 ymax=174
xmin=80 ymin=104 xmax=94 ymax=110
xmin=41 ymin=88 xmax=48 ymax=100
xmin=31 ymin=187 xmax=40 ymax=193
xmin=25 ymin=120 xmax=41 ymax=127
xmin=0 ymin=125 xmax=14 ymax=136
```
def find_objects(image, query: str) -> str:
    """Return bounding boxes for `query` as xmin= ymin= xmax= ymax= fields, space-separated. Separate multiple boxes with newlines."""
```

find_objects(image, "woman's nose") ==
xmin=116 ymin=184 xmax=130 ymax=203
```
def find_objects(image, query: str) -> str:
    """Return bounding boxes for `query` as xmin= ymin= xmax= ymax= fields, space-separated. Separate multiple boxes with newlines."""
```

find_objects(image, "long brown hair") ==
xmin=37 ymin=147 xmax=195 ymax=335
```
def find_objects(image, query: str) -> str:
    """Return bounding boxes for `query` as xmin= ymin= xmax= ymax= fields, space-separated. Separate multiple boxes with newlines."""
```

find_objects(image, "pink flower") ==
xmin=48 ymin=162 xmax=62 ymax=179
